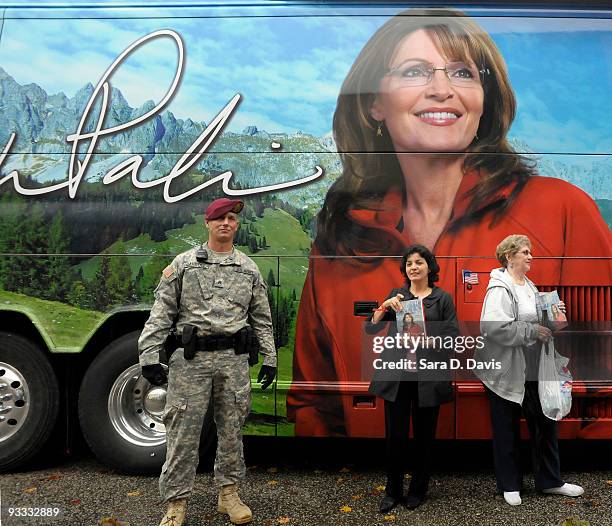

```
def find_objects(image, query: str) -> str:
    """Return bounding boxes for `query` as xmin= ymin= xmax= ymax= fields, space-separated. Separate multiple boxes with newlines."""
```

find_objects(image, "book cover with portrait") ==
xmin=396 ymin=299 xmax=427 ymax=337
xmin=538 ymin=291 xmax=568 ymax=330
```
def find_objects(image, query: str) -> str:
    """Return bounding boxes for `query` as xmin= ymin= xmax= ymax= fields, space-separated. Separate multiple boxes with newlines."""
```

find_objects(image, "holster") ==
xmin=247 ymin=327 xmax=260 ymax=367
xmin=234 ymin=326 xmax=259 ymax=366
xmin=182 ymin=324 xmax=197 ymax=360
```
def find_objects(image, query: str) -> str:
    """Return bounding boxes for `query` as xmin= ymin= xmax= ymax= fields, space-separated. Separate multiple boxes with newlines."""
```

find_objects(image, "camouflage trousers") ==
xmin=160 ymin=348 xmax=251 ymax=502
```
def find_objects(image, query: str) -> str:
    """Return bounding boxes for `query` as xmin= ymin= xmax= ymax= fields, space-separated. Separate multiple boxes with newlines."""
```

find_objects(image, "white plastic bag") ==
xmin=538 ymin=340 xmax=572 ymax=421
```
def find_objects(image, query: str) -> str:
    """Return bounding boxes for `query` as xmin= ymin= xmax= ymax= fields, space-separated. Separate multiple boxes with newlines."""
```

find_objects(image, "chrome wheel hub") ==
xmin=0 ymin=361 xmax=30 ymax=443
xmin=107 ymin=364 xmax=168 ymax=447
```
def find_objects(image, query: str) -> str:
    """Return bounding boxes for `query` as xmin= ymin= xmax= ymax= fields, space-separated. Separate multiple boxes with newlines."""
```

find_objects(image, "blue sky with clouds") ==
xmin=1 ymin=8 xmax=612 ymax=154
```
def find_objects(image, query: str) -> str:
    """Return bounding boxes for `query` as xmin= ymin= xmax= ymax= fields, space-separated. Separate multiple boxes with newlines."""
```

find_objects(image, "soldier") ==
xmin=138 ymin=198 xmax=277 ymax=526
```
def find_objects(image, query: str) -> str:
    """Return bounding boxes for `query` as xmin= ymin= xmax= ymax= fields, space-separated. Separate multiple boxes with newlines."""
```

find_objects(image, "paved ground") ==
xmin=0 ymin=439 xmax=610 ymax=526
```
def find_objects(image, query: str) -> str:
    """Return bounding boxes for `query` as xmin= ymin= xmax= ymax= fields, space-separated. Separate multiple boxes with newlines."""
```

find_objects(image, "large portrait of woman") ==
xmin=287 ymin=8 xmax=612 ymax=437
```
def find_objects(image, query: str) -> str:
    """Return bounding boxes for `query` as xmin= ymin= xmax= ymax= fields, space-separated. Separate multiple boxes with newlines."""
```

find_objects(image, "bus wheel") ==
xmin=78 ymin=331 xmax=216 ymax=474
xmin=0 ymin=332 xmax=59 ymax=472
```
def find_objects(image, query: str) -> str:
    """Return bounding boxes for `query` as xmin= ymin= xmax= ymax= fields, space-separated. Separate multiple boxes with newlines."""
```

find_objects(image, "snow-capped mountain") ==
xmin=0 ymin=68 xmax=608 ymax=206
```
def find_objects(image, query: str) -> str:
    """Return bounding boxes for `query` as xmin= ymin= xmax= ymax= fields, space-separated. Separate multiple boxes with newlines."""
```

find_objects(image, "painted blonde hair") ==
xmin=317 ymin=7 xmax=536 ymax=257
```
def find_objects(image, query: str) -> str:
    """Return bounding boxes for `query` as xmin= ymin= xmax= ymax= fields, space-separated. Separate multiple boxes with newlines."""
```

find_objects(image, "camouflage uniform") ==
xmin=138 ymin=244 xmax=276 ymax=502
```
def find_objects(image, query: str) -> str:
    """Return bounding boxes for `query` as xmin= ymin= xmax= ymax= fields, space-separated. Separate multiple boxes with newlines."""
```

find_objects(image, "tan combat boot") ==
xmin=218 ymin=484 xmax=252 ymax=524
xmin=158 ymin=498 xmax=187 ymax=526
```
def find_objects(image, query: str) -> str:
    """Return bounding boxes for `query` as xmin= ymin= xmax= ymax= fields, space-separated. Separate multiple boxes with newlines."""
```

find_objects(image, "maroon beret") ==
xmin=205 ymin=198 xmax=244 ymax=220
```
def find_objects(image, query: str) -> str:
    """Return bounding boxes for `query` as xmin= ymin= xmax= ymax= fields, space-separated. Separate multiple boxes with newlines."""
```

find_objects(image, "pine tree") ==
xmin=0 ymin=195 xmax=23 ymax=291
xmin=135 ymin=265 xmax=145 ymax=300
xmin=139 ymin=251 xmax=171 ymax=302
xmin=67 ymin=280 xmax=90 ymax=309
xmin=107 ymin=255 xmax=134 ymax=306
xmin=92 ymin=255 xmax=112 ymax=310
xmin=21 ymin=203 xmax=49 ymax=296
xmin=46 ymin=212 xmax=72 ymax=302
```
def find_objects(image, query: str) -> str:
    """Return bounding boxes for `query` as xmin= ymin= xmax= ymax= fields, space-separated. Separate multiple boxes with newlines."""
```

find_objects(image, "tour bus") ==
xmin=0 ymin=0 xmax=610 ymax=473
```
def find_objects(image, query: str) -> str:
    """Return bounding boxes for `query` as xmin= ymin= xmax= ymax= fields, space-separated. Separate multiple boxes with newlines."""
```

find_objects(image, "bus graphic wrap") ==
xmin=0 ymin=4 xmax=610 ymax=471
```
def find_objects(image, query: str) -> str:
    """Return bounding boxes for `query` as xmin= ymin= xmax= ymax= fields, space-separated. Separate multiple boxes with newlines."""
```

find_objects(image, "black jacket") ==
xmin=366 ymin=285 xmax=459 ymax=406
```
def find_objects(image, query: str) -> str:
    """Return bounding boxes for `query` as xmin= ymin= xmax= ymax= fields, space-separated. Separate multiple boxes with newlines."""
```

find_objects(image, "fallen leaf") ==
xmin=46 ymin=473 xmax=61 ymax=481
xmin=564 ymin=499 xmax=577 ymax=505
xmin=267 ymin=480 xmax=279 ymax=486
xmin=384 ymin=514 xmax=396 ymax=521
xmin=605 ymin=480 xmax=612 ymax=486
xmin=376 ymin=485 xmax=386 ymax=491
xmin=278 ymin=517 xmax=291 ymax=524
xmin=560 ymin=519 xmax=590 ymax=526
xmin=23 ymin=486 xmax=37 ymax=494
xmin=340 ymin=467 xmax=350 ymax=473
xmin=583 ymin=498 xmax=600 ymax=508
xmin=127 ymin=490 xmax=141 ymax=497
xmin=99 ymin=518 xmax=124 ymax=526
xmin=70 ymin=499 xmax=81 ymax=506
xmin=267 ymin=467 xmax=278 ymax=473
xmin=263 ymin=521 xmax=273 ymax=526
xmin=351 ymin=495 xmax=363 ymax=500
xmin=336 ymin=477 xmax=345 ymax=483
xmin=339 ymin=505 xmax=352 ymax=513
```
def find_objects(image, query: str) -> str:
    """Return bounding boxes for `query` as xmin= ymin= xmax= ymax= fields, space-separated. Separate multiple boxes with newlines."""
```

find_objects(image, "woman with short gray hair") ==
xmin=476 ymin=234 xmax=583 ymax=506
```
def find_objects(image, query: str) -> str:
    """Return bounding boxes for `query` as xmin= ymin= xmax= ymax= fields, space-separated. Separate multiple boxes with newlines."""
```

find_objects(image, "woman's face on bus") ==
xmin=370 ymin=29 xmax=484 ymax=153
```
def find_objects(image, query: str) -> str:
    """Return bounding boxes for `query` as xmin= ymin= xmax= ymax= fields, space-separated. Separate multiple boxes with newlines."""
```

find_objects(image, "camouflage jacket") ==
xmin=138 ymin=244 xmax=276 ymax=368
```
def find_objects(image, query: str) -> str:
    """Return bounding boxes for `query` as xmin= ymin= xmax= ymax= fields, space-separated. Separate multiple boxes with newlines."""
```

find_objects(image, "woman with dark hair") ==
xmin=287 ymin=8 xmax=612 ymax=437
xmin=366 ymin=245 xmax=459 ymax=511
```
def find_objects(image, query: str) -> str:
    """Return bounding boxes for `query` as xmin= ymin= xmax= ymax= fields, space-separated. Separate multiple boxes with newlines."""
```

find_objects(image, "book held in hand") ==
xmin=396 ymin=299 xmax=427 ymax=337
xmin=538 ymin=290 xmax=568 ymax=330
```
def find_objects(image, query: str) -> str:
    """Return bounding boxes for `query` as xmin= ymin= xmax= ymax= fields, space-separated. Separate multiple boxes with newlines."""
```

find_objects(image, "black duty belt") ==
xmin=196 ymin=335 xmax=235 ymax=352
xmin=165 ymin=327 xmax=252 ymax=362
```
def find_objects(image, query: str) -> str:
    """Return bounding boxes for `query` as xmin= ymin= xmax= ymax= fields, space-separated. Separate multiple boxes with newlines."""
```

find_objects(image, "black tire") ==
xmin=0 ymin=332 xmax=59 ymax=472
xmin=78 ymin=331 xmax=216 ymax=474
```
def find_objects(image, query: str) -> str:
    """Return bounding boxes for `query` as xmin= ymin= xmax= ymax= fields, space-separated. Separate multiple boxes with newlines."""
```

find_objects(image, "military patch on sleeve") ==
xmin=162 ymin=265 xmax=176 ymax=279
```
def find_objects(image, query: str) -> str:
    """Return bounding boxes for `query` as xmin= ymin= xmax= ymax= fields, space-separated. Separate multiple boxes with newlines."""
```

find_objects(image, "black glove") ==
xmin=257 ymin=365 xmax=277 ymax=390
xmin=141 ymin=364 xmax=167 ymax=386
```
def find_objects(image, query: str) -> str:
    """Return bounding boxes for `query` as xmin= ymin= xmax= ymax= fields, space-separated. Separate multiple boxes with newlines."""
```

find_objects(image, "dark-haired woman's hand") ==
xmin=382 ymin=293 xmax=405 ymax=312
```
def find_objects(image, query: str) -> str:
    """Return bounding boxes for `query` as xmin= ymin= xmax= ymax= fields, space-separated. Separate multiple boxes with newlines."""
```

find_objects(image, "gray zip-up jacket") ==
xmin=475 ymin=267 xmax=542 ymax=404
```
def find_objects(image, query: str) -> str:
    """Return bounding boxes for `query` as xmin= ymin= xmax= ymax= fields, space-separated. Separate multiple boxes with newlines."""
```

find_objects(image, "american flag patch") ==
xmin=462 ymin=270 xmax=479 ymax=285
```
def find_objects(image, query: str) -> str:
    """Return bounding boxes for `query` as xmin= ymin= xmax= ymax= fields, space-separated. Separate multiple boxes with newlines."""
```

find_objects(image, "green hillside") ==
xmin=77 ymin=207 xmax=312 ymax=298
xmin=0 ymin=289 xmax=104 ymax=351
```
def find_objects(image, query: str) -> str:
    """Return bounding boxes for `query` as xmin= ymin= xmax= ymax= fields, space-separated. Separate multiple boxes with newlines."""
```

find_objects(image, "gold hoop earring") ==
xmin=376 ymin=121 xmax=384 ymax=137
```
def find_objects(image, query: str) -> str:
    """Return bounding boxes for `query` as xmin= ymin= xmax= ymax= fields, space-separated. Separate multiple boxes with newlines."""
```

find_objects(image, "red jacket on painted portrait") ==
xmin=287 ymin=173 xmax=612 ymax=437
